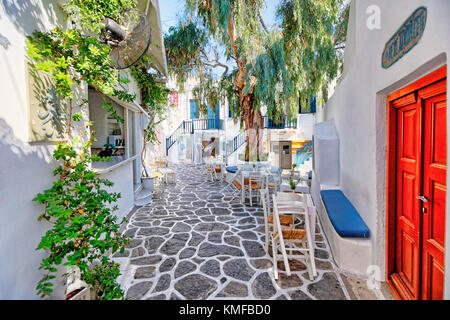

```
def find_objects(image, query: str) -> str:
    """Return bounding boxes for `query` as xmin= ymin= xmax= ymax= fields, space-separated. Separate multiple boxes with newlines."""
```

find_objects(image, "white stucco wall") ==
xmin=297 ymin=113 xmax=315 ymax=140
xmin=96 ymin=162 xmax=135 ymax=221
xmin=316 ymin=0 xmax=450 ymax=297
xmin=0 ymin=0 xmax=71 ymax=300
xmin=0 ymin=0 xmax=146 ymax=299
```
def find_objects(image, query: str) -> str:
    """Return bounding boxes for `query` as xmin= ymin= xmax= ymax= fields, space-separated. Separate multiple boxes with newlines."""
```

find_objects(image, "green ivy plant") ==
xmin=63 ymin=0 xmax=137 ymax=34
xmin=26 ymin=27 xmax=135 ymax=125
xmin=33 ymin=120 xmax=128 ymax=299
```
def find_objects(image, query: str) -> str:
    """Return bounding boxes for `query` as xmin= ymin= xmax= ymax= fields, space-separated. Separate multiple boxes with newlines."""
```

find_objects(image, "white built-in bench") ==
xmin=318 ymin=187 xmax=372 ymax=276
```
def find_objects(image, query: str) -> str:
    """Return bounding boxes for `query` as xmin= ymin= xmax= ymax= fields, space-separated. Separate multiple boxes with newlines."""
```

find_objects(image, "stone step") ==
xmin=135 ymin=188 xmax=152 ymax=206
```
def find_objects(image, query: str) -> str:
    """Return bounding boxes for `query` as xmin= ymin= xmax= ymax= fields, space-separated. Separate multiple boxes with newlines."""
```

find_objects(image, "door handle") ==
xmin=416 ymin=196 xmax=428 ymax=202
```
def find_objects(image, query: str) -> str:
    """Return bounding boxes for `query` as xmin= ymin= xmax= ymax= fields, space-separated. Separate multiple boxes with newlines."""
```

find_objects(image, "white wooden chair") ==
xmin=205 ymin=157 xmax=215 ymax=182
xmin=260 ymin=189 xmax=294 ymax=251
xmin=222 ymin=170 xmax=242 ymax=202
xmin=266 ymin=170 xmax=281 ymax=194
xmin=275 ymin=192 xmax=317 ymax=249
xmin=213 ymin=156 xmax=225 ymax=182
xmin=246 ymin=171 xmax=265 ymax=206
xmin=271 ymin=194 xmax=317 ymax=280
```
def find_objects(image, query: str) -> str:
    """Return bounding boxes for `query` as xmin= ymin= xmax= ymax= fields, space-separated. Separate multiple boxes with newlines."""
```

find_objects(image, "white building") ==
xmin=0 ymin=0 xmax=167 ymax=299
xmin=312 ymin=0 xmax=450 ymax=300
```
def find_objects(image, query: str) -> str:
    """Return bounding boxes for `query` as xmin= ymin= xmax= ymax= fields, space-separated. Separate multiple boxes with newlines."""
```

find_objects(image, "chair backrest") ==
xmin=248 ymin=171 xmax=266 ymax=188
xmin=305 ymin=194 xmax=316 ymax=238
xmin=228 ymin=169 xmax=241 ymax=185
xmin=272 ymin=194 xmax=287 ymax=247
xmin=276 ymin=192 xmax=307 ymax=204
xmin=267 ymin=170 xmax=281 ymax=184
xmin=215 ymin=156 xmax=225 ymax=168
xmin=260 ymin=189 xmax=270 ymax=223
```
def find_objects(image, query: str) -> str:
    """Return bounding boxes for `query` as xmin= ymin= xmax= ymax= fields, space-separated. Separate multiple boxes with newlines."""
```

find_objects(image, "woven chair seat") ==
xmin=268 ymin=214 xmax=293 ymax=226
xmin=232 ymin=180 xmax=242 ymax=190
xmin=273 ymin=228 xmax=306 ymax=240
xmin=232 ymin=180 xmax=261 ymax=191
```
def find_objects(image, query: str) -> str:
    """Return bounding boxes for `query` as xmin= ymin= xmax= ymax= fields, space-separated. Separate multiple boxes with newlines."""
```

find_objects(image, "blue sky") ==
xmin=159 ymin=0 xmax=282 ymax=34
xmin=158 ymin=0 xmax=283 ymax=77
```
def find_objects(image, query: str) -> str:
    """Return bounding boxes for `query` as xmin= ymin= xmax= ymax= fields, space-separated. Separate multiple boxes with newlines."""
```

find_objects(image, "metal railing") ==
xmin=166 ymin=119 xmax=224 ymax=155
xmin=263 ymin=116 xmax=297 ymax=129
xmin=226 ymin=132 xmax=246 ymax=157
xmin=296 ymin=141 xmax=313 ymax=168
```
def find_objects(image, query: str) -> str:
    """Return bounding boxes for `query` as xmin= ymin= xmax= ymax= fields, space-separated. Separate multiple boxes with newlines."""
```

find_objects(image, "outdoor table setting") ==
xmin=236 ymin=163 xmax=281 ymax=206
xmin=280 ymin=170 xmax=310 ymax=194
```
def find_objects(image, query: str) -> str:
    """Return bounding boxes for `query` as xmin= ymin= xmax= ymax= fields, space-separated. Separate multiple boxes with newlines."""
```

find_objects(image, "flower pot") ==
xmin=142 ymin=176 xmax=155 ymax=191
xmin=67 ymin=287 xmax=90 ymax=300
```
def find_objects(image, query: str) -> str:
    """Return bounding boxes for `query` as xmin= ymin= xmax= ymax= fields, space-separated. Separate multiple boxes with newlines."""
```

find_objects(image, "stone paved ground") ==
xmin=113 ymin=164 xmax=355 ymax=300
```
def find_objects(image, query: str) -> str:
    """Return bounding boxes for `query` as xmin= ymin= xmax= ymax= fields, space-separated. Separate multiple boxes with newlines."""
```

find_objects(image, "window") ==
xmin=229 ymin=106 xmax=233 ymax=118
xmin=207 ymin=102 xmax=220 ymax=129
xmin=190 ymin=99 xmax=198 ymax=119
xmin=207 ymin=102 xmax=220 ymax=119
xmin=88 ymin=87 xmax=139 ymax=173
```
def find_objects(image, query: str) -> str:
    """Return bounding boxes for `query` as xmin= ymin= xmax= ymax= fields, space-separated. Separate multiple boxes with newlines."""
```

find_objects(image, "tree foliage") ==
xmin=278 ymin=0 xmax=344 ymax=110
xmin=165 ymin=22 xmax=209 ymax=86
xmin=165 ymin=0 xmax=349 ymax=130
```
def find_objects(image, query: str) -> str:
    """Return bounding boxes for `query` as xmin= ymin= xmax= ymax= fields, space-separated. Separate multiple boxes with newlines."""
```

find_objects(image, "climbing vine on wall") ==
xmin=27 ymin=0 xmax=144 ymax=299
xmin=130 ymin=55 xmax=171 ymax=146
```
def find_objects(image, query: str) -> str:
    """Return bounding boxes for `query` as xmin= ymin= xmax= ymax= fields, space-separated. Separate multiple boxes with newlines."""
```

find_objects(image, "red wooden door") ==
xmin=393 ymin=93 xmax=422 ymax=299
xmin=420 ymin=80 xmax=447 ymax=300
xmin=387 ymin=66 xmax=447 ymax=300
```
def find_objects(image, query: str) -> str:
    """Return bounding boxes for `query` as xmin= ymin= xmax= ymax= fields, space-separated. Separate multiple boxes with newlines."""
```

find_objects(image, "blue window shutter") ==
xmin=310 ymin=96 xmax=317 ymax=113
xmin=207 ymin=102 xmax=213 ymax=119
xmin=190 ymin=100 xmax=198 ymax=119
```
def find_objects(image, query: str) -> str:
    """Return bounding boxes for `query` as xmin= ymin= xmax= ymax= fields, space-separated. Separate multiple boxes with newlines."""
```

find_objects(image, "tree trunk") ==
xmin=234 ymin=61 xmax=264 ymax=162
xmin=240 ymin=92 xmax=264 ymax=162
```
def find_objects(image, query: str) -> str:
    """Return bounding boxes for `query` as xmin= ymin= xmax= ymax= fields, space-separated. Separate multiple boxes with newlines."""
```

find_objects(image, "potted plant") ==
xmin=289 ymin=171 xmax=301 ymax=192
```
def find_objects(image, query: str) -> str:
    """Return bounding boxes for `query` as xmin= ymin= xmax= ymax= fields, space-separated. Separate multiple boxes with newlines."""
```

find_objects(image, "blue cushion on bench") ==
xmin=226 ymin=166 xmax=238 ymax=174
xmin=320 ymin=190 xmax=370 ymax=238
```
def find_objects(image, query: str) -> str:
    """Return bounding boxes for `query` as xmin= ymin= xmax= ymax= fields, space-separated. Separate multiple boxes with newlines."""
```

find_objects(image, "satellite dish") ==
xmin=101 ymin=9 xmax=152 ymax=69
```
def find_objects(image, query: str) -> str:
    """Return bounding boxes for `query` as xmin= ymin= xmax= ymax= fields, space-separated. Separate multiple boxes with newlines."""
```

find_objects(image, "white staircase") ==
xmin=134 ymin=184 xmax=153 ymax=206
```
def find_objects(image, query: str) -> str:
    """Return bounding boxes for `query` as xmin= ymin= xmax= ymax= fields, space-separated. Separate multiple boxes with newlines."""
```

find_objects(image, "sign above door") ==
xmin=382 ymin=7 xmax=427 ymax=69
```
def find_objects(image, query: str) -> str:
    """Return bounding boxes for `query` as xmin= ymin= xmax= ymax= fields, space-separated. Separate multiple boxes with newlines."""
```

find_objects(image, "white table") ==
xmin=279 ymin=180 xmax=310 ymax=194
